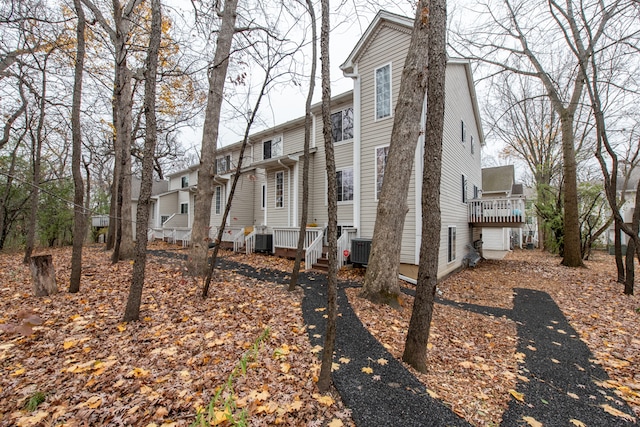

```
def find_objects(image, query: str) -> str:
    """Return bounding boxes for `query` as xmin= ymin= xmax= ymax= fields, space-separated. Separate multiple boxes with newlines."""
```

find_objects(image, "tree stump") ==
xmin=30 ymin=255 xmax=58 ymax=297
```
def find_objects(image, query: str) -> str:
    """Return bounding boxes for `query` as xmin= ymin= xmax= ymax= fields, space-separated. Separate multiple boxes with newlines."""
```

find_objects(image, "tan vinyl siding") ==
xmin=310 ymin=99 xmax=355 ymax=228
xmin=437 ymin=63 xmax=483 ymax=277
xmin=265 ymin=168 xmax=291 ymax=227
xmin=357 ymin=24 xmax=412 ymax=244
xmin=158 ymin=192 xmax=178 ymax=218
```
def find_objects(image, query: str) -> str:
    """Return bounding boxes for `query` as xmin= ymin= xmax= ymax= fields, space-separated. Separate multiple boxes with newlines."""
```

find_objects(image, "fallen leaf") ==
xmin=570 ymin=419 xmax=586 ymax=427
xmin=361 ymin=367 xmax=373 ymax=374
xmin=338 ymin=357 xmax=350 ymax=364
xmin=314 ymin=394 xmax=334 ymax=406
xmin=522 ymin=416 xmax=542 ymax=427
xmin=328 ymin=419 xmax=344 ymax=427
xmin=376 ymin=358 xmax=388 ymax=366
xmin=600 ymin=404 xmax=636 ymax=422
xmin=509 ymin=389 xmax=525 ymax=402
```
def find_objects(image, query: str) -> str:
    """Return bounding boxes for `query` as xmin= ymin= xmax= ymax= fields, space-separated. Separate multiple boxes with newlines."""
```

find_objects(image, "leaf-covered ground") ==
xmin=346 ymin=249 xmax=640 ymax=426
xmin=2 ymin=244 xmax=639 ymax=427
xmin=0 ymin=243 xmax=354 ymax=427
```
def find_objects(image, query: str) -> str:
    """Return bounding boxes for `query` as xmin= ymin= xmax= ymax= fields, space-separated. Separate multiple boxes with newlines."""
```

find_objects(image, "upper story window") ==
xmin=180 ymin=203 xmax=188 ymax=214
xmin=461 ymin=120 xmax=467 ymax=143
xmin=375 ymin=64 xmax=391 ymax=120
xmin=337 ymin=168 xmax=354 ymax=202
xmin=375 ymin=145 xmax=390 ymax=200
xmin=331 ymin=108 xmax=354 ymax=143
xmin=470 ymin=135 xmax=475 ymax=154
xmin=275 ymin=171 xmax=284 ymax=208
xmin=181 ymin=176 xmax=189 ymax=188
xmin=216 ymin=154 xmax=231 ymax=174
xmin=263 ymin=136 xmax=283 ymax=160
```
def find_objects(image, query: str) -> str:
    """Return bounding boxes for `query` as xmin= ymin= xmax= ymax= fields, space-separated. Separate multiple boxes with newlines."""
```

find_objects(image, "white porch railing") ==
xmin=163 ymin=228 xmax=175 ymax=244
xmin=245 ymin=230 xmax=256 ymax=255
xmin=337 ymin=228 xmax=358 ymax=268
xmin=182 ymin=231 xmax=192 ymax=248
xmin=305 ymin=231 xmax=324 ymax=270
xmin=272 ymin=227 xmax=325 ymax=250
xmin=232 ymin=228 xmax=246 ymax=252
xmin=147 ymin=228 xmax=155 ymax=241
xmin=468 ymin=197 xmax=526 ymax=224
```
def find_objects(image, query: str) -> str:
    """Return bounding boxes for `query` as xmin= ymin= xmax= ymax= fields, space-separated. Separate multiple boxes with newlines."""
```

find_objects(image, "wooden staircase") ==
xmin=311 ymin=246 xmax=330 ymax=272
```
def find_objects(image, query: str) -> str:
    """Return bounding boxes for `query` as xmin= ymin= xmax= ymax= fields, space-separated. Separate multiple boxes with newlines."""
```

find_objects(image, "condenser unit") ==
xmin=255 ymin=234 xmax=273 ymax=253
xmin=350 ymin=238 xmax=372 ymax=266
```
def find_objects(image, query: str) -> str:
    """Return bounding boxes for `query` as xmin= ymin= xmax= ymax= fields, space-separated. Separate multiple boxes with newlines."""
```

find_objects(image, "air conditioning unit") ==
xmin=255 ymin=234 xmax=273 ymax=253
xmin=350 ymin=238 xmax=372 ymax=266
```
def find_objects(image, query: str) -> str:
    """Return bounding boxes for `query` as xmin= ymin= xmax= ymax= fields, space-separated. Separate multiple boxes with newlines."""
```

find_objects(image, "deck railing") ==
xmin=305 ymin=231 xmax=325 ymax=270
xmin=245 ymin=230 xmax=256 ymax=255
xmin=272 ymin=227 xmax=325 ymax=250
xmin=468 ymin=197 xmax=526 ymax=224
xmin=232 ymin=228 xmax=246 ymax=252
xmin=182 ymin=231 xmax=191 ymax=248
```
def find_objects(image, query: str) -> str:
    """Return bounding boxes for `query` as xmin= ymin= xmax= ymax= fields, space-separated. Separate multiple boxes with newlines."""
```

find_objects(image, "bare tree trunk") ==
xmin=24 ymin=54 xmax=50 ymax=264
xmin=124 ymin=0 xmax=161 ymax=322
xmin=402 ymin=0 xmax=446 ymax=373
xmin=189 ymin=0 xmax=239 ymax=276
xmin=360 ymin=0 xmax=433 ymax=306
xmin=317 ymin=0 xmax=337 ymax=394
xmin=70 ymin=0 xmax=86 ymax=293
xmin=289 ymin=0 xmax=317 ymax=291
xmin=202 ymin=65 xmax=273 ymax=298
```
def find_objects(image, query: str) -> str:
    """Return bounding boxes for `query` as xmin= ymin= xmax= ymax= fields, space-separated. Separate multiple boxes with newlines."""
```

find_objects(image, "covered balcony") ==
xmin=468 ymin=197 xmax=526 ymax=227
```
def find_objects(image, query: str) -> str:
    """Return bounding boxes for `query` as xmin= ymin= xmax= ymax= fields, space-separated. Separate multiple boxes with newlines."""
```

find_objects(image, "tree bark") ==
xmin=124 ymin=0 xmax=161 ymax=322
xmin=70 ymin=0 xmax=86 ymax=293
xmin=24 ymin=53 xmax=50 ymax=264
xmin=317 ymin=0 xmax=337 ymax=394
xmin=30 ymin=255 xmax=58 ymax=297
xmin=360 ymin=0 xmax=433 ymax=306
xmin=188 ymin=0 xmax=239 ymax=276
xmin=402 ymin=0 xmax=446 ymax=373
xmin=289 ymin=0 xmax=317 ymax=291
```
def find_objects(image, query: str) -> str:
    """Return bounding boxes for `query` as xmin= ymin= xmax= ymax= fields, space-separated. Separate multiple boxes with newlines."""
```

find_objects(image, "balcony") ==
xmin=468 ymin=197 xmax=526 ymax=227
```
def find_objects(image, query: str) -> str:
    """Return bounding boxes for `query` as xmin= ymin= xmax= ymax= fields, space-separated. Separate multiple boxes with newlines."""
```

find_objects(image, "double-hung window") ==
xmin=462 ymin=175 xmax=468 ymax=203
xmin=214 ymin=186 xmax=222 ymax=215
xmin=448 ymin=226 xmax=456 ymax=262
xmin=263 ymin=136 xmax=283 ymax=160
xmin=375 ymin=64 xmax=391 ymax=120
xmin=180 ymin=203 xmax=188 ymax=214
xmin=275 ymin=171 xmax=284 ymax=208
xmin=216 ymin=155 xmax=231 ymax=174
xmin=331 ymin=108 xmax=354 ymax=143
xmin=375 ymin=145 xmax=390 ymax=200
xmin=336 ymin=168 xmax=354 ymax=202
xmin=181 ymin=176 xmax=189 ymax=188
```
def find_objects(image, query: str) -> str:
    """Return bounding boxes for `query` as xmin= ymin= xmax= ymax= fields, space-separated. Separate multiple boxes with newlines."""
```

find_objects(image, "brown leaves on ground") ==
xmin=346 ymin=249 xmax=640 ymax=426
xmin=0 ymin=243 xmax=354 ymax=427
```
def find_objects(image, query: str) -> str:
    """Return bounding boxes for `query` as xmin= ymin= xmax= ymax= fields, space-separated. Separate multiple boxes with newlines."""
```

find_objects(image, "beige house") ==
xmin=148 ymin=10 xmax=525 ymax=279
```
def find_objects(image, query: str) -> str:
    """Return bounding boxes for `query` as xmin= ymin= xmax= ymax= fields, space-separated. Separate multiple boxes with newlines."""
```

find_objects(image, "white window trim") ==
xmin=263 ymin=134 xmax=284 ymax=160
xmin=336 ymin=167 xmax=354 ymax=205
xmin=180 ymin=202 xmax=188 ymax=214
xmin=462 ymin=174 xmax=468 ymax=204
xmin=461 ymin=120 xmax=467 ymax=144
xmin=374 ymin=144 xmax=390 ymax=202
xmin=261 ymin=183 xmax=266 ymax=210
xmin=275 ymin=171 xmax=284 ymax=209
xmin=374 ymin=62 xmax=392 ymax=121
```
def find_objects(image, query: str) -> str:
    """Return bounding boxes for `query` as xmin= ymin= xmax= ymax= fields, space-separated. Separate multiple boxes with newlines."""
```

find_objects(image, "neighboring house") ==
xmin=606 ymin=167 xmax=640 ymax=253
xmin=468 ymin=165 xmax=526 ymax=260
xmin=90 ymin=177 xmax=168 ymax=242
xmin=133 ymin=11 xmax=526 ymax=278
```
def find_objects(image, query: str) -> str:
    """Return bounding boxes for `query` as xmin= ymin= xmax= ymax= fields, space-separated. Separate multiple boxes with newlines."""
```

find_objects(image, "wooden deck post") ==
xmin=30 ymin=255 xmax=58 ymax=297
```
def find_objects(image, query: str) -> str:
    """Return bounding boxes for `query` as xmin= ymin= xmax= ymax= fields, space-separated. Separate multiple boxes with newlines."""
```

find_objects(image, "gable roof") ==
xmin=339 ymin=10 xmax=485 ymax=146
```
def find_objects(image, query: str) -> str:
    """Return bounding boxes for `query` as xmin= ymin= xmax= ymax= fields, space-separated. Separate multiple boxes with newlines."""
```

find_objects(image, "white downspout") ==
xmin=344 ymin=66 xmax=361 ymax=235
